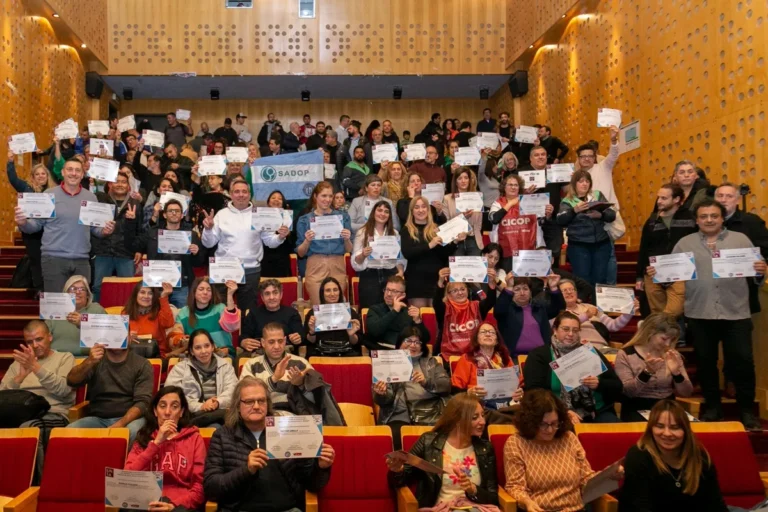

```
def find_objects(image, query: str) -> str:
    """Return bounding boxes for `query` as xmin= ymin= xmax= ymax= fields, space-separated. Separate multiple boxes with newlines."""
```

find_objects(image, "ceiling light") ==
xmin=529 ymin=45 xmax=534 ymax=49
xmin=52 ymin=13 xmax=60 ymax=18
xmin=80 ymin=43 xmax=87 ymax=48
xmin=562 ymin=14 xmax=567 ymax=18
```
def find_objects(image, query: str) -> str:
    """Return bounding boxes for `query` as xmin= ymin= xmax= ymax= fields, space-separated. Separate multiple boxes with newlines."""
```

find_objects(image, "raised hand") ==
xmin=161 ymin=282 xmax=173 ymax=298
xmin=88 ymin=343 xmax=105 ymax=363
xmin=14 ymin=206 xmax=27 ymax=227
xmin=125 ymin=203 xmax=137 ymax=220
xmin=272 ymin=354 xmax=291 ymax=381
xmin=202 ymin=209 xmax=215 ymax=230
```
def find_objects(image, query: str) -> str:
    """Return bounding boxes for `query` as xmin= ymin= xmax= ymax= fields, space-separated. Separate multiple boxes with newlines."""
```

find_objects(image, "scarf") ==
xmin=346 ymin=161 xmax=370 ymax=176
xmin=440 ymin=298 xmax=480 ymax=358
xmin=551 ymin=336 xmax=597 ymax=420
xmin=475 ymin=350 xmax=503 ymax=370
xmin=190 ymin=356 xmax=218 ymax=380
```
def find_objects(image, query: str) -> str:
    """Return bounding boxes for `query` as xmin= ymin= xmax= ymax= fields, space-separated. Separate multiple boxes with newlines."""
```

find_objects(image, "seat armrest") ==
xmin=305 ymin=491 xmax=318 ymax=512
xmin=592 ymin=493 xmax=619 ymax=512
xmin=761 ymin=472 xmax=768 ymax=496
xmin=4 ymin=486 xmax=39 ymax=512
xmin=397 ymin=486 xmax=418 ymax=512
xmin=68 ymin=401 xmax=89 ymax=422
xmin=205 ymin=501 xmax=217 ymax=512
xmin=498 ymin=486 xmax=517 ymax=512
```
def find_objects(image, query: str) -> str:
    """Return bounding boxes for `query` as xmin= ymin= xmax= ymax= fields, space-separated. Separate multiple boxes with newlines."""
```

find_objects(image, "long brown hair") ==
xmin=123 ymin=282 xmax=162 ymax=321
xmin=566 ymin=169 xmax=593 ymax=200
xmin=638 ymin=399 xmax=709 ymax=495
xmin=309 ymin=181 xmax=334 ymax=212
xmin=224 ymin=376 xmax=274 ymax=429
xmin=405 ymin=196 xmax=438 ymax=241
xmin=361 ymin=200 xmax=396 ymax=244
xmin=432 ymin=393 xmax=483 ymax=441
xmin=451 ymin=166 xmax=478 ymax=193
xmin=186 ymin=277 xmax=222 ymax=328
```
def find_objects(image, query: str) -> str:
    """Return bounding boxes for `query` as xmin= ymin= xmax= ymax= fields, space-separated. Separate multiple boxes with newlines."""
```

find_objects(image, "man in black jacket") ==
xmin=239 ymin=279 xmax=305 ymax=356
xmin=366 ymin=275 xmax=430 ymax=349
xmin=476 ymin=108 xmax=496 ymax=133
xmin=305 ymin=121 xmax=326 ymax=151
xmin=281 ymin=122 xmax=301 ymax=153
xmin=213 ymin=117 xmax=239 ymax=147
xmin=536 ymin=125 xmax=569 ymax=164
xmin=256 ymin=113 xmax=279 ymax=147
xmin=161 ymin=143 xmax=194 ymax=188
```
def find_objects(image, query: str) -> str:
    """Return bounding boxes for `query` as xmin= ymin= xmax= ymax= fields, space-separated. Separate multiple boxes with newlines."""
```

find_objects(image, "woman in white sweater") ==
xmin=348 ymin=174 xmax=398 ymax=236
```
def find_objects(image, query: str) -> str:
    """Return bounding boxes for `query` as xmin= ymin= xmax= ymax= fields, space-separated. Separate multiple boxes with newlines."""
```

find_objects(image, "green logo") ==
xmin=261 ymin=166 xmax=277 ymax=182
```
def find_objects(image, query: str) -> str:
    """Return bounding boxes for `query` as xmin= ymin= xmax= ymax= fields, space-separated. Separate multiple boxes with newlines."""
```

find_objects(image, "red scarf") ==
xmin=496 ymin=196 xmax=538 ymax=256
xmin=441 ymin=299 xmax=481 ymax=358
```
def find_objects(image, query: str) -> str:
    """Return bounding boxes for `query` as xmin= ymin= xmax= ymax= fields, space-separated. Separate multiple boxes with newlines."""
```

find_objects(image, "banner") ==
xmin=251 ymin=150 xmax=324 ymax=201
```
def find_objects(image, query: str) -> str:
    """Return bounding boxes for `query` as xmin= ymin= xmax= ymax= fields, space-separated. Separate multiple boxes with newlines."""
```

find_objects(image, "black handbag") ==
xmin=0 ymin=390 xmax=51 ymax=428
xmin=9 ymin=255 xmax=33 ymax=289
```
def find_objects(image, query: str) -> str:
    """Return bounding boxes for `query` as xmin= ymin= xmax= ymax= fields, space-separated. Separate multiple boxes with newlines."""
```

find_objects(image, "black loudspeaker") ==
xmin=85 ymin=72 xmax=104 ymax=99
xmin=508 ymin=71 xmax=528 ymax=98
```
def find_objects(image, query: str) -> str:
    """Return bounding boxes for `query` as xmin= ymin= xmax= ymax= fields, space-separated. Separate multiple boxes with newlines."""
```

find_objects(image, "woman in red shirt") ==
xmin=123 ymin=282 xmax=180 ymax=359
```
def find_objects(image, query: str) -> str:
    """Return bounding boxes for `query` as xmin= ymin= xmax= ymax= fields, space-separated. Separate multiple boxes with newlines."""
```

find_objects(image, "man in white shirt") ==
xmin=201 ymin=177 xmax=290 ymax=311
xmin=336 ymin=114 xmax=350 ymax=145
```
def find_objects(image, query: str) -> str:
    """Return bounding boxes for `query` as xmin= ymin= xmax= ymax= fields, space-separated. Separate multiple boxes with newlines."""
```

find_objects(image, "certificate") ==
xmin=469 ymin=136 xmax=478 ymax=148
xmin=265 ymin=415 xmax=323 ymax=459
xmin=437 ymin=215 xmax=470 ymax=245
xmin=581 ymin=459 xmax=623 ymax=505
xmin=372 ymin=143 xmax=399 ymax=164
xmin=712 ymin=247 xmax=762 ymax=278
xmin=251 ymin=207 xmax=286 ymax=232
xmin=142 ymin=260 xmax=182 ymax=288
xmin=159 ymin=192 xmax=190 ymax=214
xmin=105 ymin=467 xmax=163 ymax=510
xmin=324 ymin=163 xmax=337 ymax=179
xmin=90 ymin=138 xmax=114 ymax=157
xmin=142 ymin=129 xmax=165 ymax=148
xmin=477 ymin=366 xmax=520 ymax=400
xmin=519 ymin=170 xmax=546 ymax=189
xmin=78 ymin=200 xmax=115 ymax=227
xmin=39 ymin=292 xmax=76 ymax=320
xmin=404 ymin=143 xmax=426 ymax=161
xmin=368 ymin=236 xmax=401 ymax=260
xmin=371 ymin=350 xmax=413 ymax=383
xmin=312 ymin=303 xmax=352 ymax=331
xmin=87 ymin=120 xmax=110 ymax=136
xmin=157 ymin=229 xmax=192 ymax=254
xmin=175 ymin=109 xmax=191 ymax=121
xmin=55 ymin=119 xmax=79 ymax=139
xmin=9 ymin=133 xmax=37 ymax=154
xmin=117 ymin=115 xmax=135 ymax=133
xmin=514 ymin=125 xmax=538 ymax=144
xmin=512 ymin=250 xmax=552 ymax=277
xmin=454 ymin=147 xmax=481 ymax=166
xmin=226 ymin=146 xmax=248 ymax=163
xmin=421 ymin=183 xmax=445 ymax=205
xmin=650 ymin=252 xmax=697 ymax=283
xmin=363 ymin=199 xmax=377 ymax=220
xmin=546 ymin=163 xmax=574 ymax=183
xmin=455 ymin=192 xmax=484 ymax=213
xmin=87 ymin=157 xmax=120 ymax=182
xmin=549 ymin=344 xmax=607 ymax=391
xmin=18 ymin=193 xmax=55 ymax=218
xmin=597 ymin=107 xmax=622 ymax=128
xmin=596 ymin=285 xmax=635 ymax=314
xmin=309 ymin=215 xmax=343 ymax=240
xmin=80 ymin=313 xmax=129 ymax=349
xmin=198 ymin=155 xmax=228 ymax=175
xmin=476 ymin=132 xmax=500 ymax=150
xmin=449 ymin=256 xmax=488 ymax=283
xmin=519 ymin=193 xmax=550 ymax=217
xmin=208 ymin=257 xmax=246 ymax=284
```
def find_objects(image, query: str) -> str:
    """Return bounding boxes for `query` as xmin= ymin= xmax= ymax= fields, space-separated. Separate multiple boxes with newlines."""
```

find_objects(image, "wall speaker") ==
xmin=393 ymin=87 xmax=402 ymax=100
xmin=123 ymin=88 xmax=133 ymax=100
xmin=211 ymin=88 xmax=220 ymax=100
xmin=508 ymin=71 xmax=528 ymax=98
xmin=85 ymin=71 xmax=104 ymax=99
xmin=479 ymin=86 xmax=489 ymax=100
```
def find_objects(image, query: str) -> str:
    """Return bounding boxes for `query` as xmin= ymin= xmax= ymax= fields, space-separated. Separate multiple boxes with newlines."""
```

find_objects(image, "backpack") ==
xmin=0 ymin=390 xmax=51 ymax=428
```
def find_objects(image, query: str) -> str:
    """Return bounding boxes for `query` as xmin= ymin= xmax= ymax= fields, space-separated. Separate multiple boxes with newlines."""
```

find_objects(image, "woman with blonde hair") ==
xmin=619 ymin=399 xmax=728 ymax=511
xmin=379 ymin=160 xmax=408 ymax=203
xmin=443 ymin=166 xmax=484 ymax=256
xmin=614 ymin=313 xmax=692 ymax=421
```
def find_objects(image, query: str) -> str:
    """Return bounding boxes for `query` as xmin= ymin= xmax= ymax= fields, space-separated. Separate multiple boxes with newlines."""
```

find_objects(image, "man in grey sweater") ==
xmin=15 ymin=157 xmax=115 ymax=292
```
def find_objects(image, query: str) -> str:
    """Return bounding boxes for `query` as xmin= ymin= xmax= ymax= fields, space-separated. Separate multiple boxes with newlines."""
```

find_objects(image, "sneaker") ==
xmin=741 ymin=412 xmax=763 ymax=432
xmin=699 ymin=406 xmax=724 ymax=422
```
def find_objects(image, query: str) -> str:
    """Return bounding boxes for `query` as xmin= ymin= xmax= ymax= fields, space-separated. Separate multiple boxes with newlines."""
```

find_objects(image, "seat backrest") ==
xmin=148 ymin=358 xmax=163 ymax=392
xmin=345 ymin=253 xmax=355 ymax=279
xmin=517 ymin=354 xmax=527 ymax=371
xmin=485 ymin=309 xmax=497 ymax=328
xmin=167 ymin=357 xmax=180 ymax=376
xmin=74 ymin=358 xmax=88 ymax=404
xmin=449 ymin=355 xmax=460 ymax=375
xmin=352 ymin=277 xmax=359 ymax=307
xmin=257 ymin=277 xmax=298 ymax=307
xmin=401 ymin=426 xmax=432 ymax=453
xmin=488 ymin=425 xmax=516 ymax=486
xmin=697 ymin=431 xmax=765 ymax=508
xmin=361 ymin=308 xmax=368 ymax=333
xmin=0 ymin=428 xmax=39 ymax=496
xmin=310 ymin=356 xmax=373 ymax=406
xmin=239 ymin=357 xmax=252 ymax=377
xmin=199 ymin=428 xmax=216 ymax=451
xmin=99 ymin=277 xmax=141 ymax=309
xmin=577 ymin=431 xmax=642 ymax=471
xmin=338 ymin=403 xmax=375 ymax=427
xmin=104 ymin=306 xmax=124 ymax=315
xmin=420 ymin=307 xmax=438 ymax=342
xmin=290 ymin=254 xmax=298 ymax=277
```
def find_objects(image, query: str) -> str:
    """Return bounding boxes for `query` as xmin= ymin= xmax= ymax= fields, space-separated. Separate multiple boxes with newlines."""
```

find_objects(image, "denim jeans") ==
xmin=566 ymin=240 xmax=612 ymax=288
xmin=169 ymin=286 xmax=189 ymax=309
xmin=605 ymin=238 xmax=617 ymax=285
xmin=67 ymin=416 xmax=145 ymax=447
xmin=92 ymin=256 xmax=136 ymax=302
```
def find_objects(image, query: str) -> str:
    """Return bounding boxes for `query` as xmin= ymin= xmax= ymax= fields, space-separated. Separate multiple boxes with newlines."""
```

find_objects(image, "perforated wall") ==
xmin=47 ymin=0 xmax=108 ymax=65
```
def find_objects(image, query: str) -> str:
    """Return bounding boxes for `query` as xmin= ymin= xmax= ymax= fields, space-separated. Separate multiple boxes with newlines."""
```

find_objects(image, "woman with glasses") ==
xmin=443 ymin=167 xmax=485 ymax=256
xmin=504 ymin=389 xmax=624 ymax=512
xmin=304 ymin=276 xmax=363 ymax=357
xmin=373 ymin=326 xmax=450 ymax=449
xmin=523 ymin=312 xmax=623 ymax=424
xmin=48 ymin=275 xmax=107 ymax=356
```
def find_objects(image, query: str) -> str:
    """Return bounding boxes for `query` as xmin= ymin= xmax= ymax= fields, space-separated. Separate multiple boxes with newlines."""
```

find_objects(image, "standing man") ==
xmin=324 ymin=130 xmax=340 ymax=169
xmin=476 ymin=108 xmax=496 ymax=133
xmin=282 ymin=122 xmax=302 ymax=153
xmin=338 ymin=120 xmax=367 ymax=170
xmin=635 ymin=183 xmax=697 ymax=316
xmin=161 ymin=143 xmax=195 ymax=188
xmin=234 ymin=112 xmax=251 ymax=143
xmin=455 ymin=121 xmax=475 ymax=148
xmin=164 ymin=112 xmax=193 ymax=149
xmin=336 ymin=114 xmax=350 ymax=145
xmin=213 ymin=118 xmax=239 ymax=147
xmin=306 ymin=121 xmax=326 ymax=151
xmin=340 ymin=146 xmax=372 ymax=200
xmin=671 ymin=160 xmax=708 ymax=211
xmin=257 ymin=113 xmax=279 ymax=148
xmin=537 ymin=125 xmax=569 ymax=164
xmin=667 ymin=200 xmax=765 ymax=428
xmin=407 ymin=145 xmax=445 ymax=185
xmin=381 ymin=119 xmax=400 ymax=146
xmin=15 ymin=158 xmax=115 ymax=292
xmin=298 ymin=114 xmax=316 ymax=145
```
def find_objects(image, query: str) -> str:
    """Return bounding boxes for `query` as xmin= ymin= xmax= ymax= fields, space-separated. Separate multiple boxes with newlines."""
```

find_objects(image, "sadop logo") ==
xmin=261 ymin=166 xmax=278 ymax=182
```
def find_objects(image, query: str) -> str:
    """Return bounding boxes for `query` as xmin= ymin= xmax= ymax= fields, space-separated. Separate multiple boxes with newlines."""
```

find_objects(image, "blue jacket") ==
xmin=494 ymin=287 xmax=565 ymax=355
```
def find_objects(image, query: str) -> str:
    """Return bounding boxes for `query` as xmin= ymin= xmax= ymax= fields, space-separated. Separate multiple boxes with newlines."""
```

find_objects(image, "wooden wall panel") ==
xmin=506 ymin=0 xmax=575 ymax=64
xmin=46 ymin=0 xmax=108 ymax=65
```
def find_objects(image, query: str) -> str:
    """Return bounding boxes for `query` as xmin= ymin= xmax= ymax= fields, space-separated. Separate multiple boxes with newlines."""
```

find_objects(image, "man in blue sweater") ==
xmin=15 ymin=157 xmax=115 ymax=292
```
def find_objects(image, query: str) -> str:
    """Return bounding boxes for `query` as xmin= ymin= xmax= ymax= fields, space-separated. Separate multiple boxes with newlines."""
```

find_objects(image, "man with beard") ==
xmin=257 ymin=113 xmax=279 ymax=147
xmin=381 ymin=119 xmax=400 ymax=146
xmin=338 ymin=120 xmax=370 ymax=170
xmin=408 ymin=145 xmax=445 ymax=185
xmin=306 ymin=120 xmax=326 ymax=151
xmin=340 ymin=146 xmax=371 ymax=200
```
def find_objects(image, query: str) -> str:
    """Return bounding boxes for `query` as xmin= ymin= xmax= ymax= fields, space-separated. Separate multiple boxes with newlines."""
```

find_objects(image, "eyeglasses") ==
xmin=578 ymin=154 xmax=596 ymax=160
xmin=539 ymin=420 xmax=563 ymax=431
xmin=478 ymin=329 xmax=497 ymax=336
xmin=448 ymin=288 xmax=467 ymax=295
xmin=402 ymin=338 xmax=422 ymax=346
xmin=558 ymin=327 xmax=581 ymax=334
xmin=165 ymin=209 xmax=182 ymax=215
xmin=68 ymin=286 xmax=87 ymax=293
xmin=240 ymin=398 xmax=268 ymax=408
xmin=384 ymin=288 xmax=405 ymax=295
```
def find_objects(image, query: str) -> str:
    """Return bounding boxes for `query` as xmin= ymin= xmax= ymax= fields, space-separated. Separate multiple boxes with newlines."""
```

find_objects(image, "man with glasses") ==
xmin=367 ymin=275 xmax=430 ymax=349
xmin=407 ymin=145 xmax=446 ymax=185
xmin=240 ymin=279 xmax=306 ymax=357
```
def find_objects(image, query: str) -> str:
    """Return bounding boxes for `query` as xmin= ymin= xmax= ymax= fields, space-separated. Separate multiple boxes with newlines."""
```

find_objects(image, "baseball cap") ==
xmin=236 ymin=112 xmax=247 ymax=118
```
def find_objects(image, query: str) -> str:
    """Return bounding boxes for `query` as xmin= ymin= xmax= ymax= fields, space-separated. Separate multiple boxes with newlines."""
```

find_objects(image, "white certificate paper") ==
xmin=117 ymin=115 xmax=135 ymax=133
xmin=549 ymin=344 xmax=608 ymax=391
xmin=142 ymin=129 xmax=165 ymax=148
xmin=78 ymin=201 xmax=115 ymax=227
xmin=142 ymin=260 xmax=182 ymax=288
xmin=581 ymin=459 xmax=623 ymax=505
xmin=87 ymin=120 xmax=110 ymax=136
xmin=436 ymin=215 xmax=470 ymax=245
xmin=477 ymin=366 xmax=520 ymax=400
xmin=404 ymin=143 xmax=426 ymax=161
xmin=80 ymin=314 xmax=129 ymax=349
xmin=449 ymin=256 xmax=488 ymax=283
xmin=159 ymin=192 xmax=190 ymax=214
xmin=309 ymin=215 xmax=343 ymax=240
xmin=175 ymin=109 xmax=191 ymax=121
xmin=596 ymin=285 xmax=635 ymax=314
xmin=198 ymin=155 xmax=228 ymax=175
xmin=512 ymin=250 xmax=552 ymax=277
xmin=105 ymin=467 xmax=163 ymax=510
xmin=18 ymin=193 xmax=56 ymax=219
xmin=514 ymin=126 xmax=538 ymax=144
xmin=87 ymin=157 xmax=120 ymax=182
xmin=10 ymin=133 xmax=37 ymax=154
xmin=312 ymin=303 xmax=352 ymax=331
xmin=546 ymin=163 xmax=574 ymax=183
xmin=519 ymin=170 xmax=546 ymax=189
xmin=650 ymin=253 xmax=697 ymax=283
xmin=90 ymin=138 xmax=114 ymax=157
xmin=371 ymin=350 xmax=413 ymax=383
xmin=208 ymin=257 xmax=246 ymax=284
xmin=55 ymin=119 xmax=79 ymax=139
xmin=39 ymin=292 xmax=76 ymax=320
xmin=476 ymin=132 xmax=500 ymax=150
xmin=455 ymin=192 xmax=484 ymax=213
xmin=372 ymin=143 xmax=399 ymax=164
xmin=226 ymin=146 xmax=248 ymax=163
xmin=597 ymin=107 xmax=622 ymax=128
xmin=369 ymin=236 xmax=401 ymax=260
xmin=324 ymin=163 xmax=337 ymax=179
xmin=421 ymin=183 xmax=445 ymax=205
xmin=454 ymin=147 xmax=481 ymax=166
xmin=712 ymin=247 xmax=761 ymax=278
xmin=265 ymin=415 xmax=323 ymax=459
xmin=251 ymin=207 xmax=290 ymax=232
xmin=158 ymin=230 xmax=192 ymax=254
xmin=519 ymin=193 xmax=550 ymax=217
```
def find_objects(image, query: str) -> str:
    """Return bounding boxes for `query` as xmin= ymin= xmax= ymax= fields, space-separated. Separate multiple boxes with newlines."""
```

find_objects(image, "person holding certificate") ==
xmin=348 ymin=174 xmax=399 ymax=235
xmin=46 ymin=275 xmax=107 ymax=356
xmin=203 ymin=377 xmax=335 ymax=512
xmin=380 ymin=160 xmax=408 ymax=204
xmin=260 ymin=191 xmax=295 ymax=278
xmin=373 ymin=326 xmax=450 ymax=449
xmin=176 ymin=277 xmax=241 ymax=359
xmin=443 ymin=167 xmax=485 ymax=256
xmin=122 ymin=282 xmax=181 ymax=359
xmin=478 ymin=152 xmax=517 ymax=231
xmin=126 ymin=386 xmax=207 ymax=512
xmin=365 ymin=275 xmax=431 ymax=350
xmin=523 ymin=312 xmax=623 ymax=424
xmin=304 ymin=277 xmax=363 ymax=357
xmin=143 ymin=178 xmax=185 ymax=231
xmin=240 ymin=279 xmax=306 ymax=357
xmin=395 ymin=172 xmax=447 ymax=227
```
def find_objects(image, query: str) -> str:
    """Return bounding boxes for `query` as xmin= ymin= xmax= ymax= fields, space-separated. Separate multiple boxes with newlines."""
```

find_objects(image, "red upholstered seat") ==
xmin=697 ymin=432 xmax=765 ymax=508
xmin=0 ymin=437 xmax=37 ymax=497
xmin=420 ymin=308 xmax=437 ymax=343
xmin=309 ymin=357 xmax=373 ymax=406
xmin=578 ymin=431 xmax=640 ymax=471
xmin=98 ymin=277 xmax=141 ymax=308
xmin=489 ymin=429 xmax=514 ymax=486
xmin=351 ymin=277 xmax=359 ymax=307
xmin=256 ymin=277 xmax=298 ymax=307
xmin=149 ymin=358 xmax=162 ymax=392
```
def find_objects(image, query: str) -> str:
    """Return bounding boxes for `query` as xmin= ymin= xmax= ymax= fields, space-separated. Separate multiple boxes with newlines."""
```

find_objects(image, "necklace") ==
xmin=670 ymin=466 xmax=683 ymax=488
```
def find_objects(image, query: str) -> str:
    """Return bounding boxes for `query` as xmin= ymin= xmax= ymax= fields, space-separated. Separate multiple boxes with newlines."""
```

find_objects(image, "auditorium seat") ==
xmin=361 ymin=308 xmax=368 ymax=333
xmin=400 ymin=425 xmax=431 ymax=452
xmin=104 ymin=306 xmax=123 ymax=315
xmin=99 ymin=277 xmax=141 ymax=308
xmin=449 ymin=355 xmax=460 ymax=375
xmin=419 ymin=307 xmax=437 ymax=343
xmin=290 ymin=253 xmax=298 ymax=277
xmin=485 ymin=309 xmax=497 ymax=328
xmin=487 ymin=425 xmax=519 ymax=512
xmin=338 ymin=403 xmax=375 ymax=427
xmin=4 ymin=428 xmax=129 ymax=512
xmin=309 ymin=356 xmax=373 ymax=406
xmin=256 ymin=277 xmax=298 ymax=307
xmin=345 ymin=253 xmax=354 ymax=280
xmin=0 ymin=428 xmax=39 ymax=509
xmin=198 ymin=429 xmax=217 ymax=512
xmin=351 ymin=277 xmax=359 ymax=307
xmin=238 ymin=357 xmax=252 ymax=377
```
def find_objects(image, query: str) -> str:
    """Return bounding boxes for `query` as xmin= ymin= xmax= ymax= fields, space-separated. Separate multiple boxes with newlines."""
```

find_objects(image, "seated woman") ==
xmin=203 ymin=376 xmax=336 ymax=512
xmin=260 ymin=190 xmax=295 ymax=278
xmin=373 ymin=326 xmax=451 ymax=449
xmin=349 ymin=174 xmax=399 ymax=235
xmin=304 ymin=276 xmax=363 ymax=357
xmin=48 ymin=275 xmax=106 ymax=356
xmin=125 ymin=386 xmax=206 ymax=512
xmin=386 ymin=393 xmax=500 ymax=511
xmin=123 ymin=282 xmax=179 ymax=359
xmin=614 ymin=313 xmax=692 ymax=422
xmin=452 ymin=322 xmax=523 ymax=412
xmin=619 ymin=399 xmax=728 ymax=512
xmin=433 ymin=266 xmax=496 ymax=359
xmin=176 ymin=277 xmax=240 ymax=359
xmin=504 ymin=389 xmax=623 ymax=512
xmin=165 ymin=329 xmax=238 ymax=428
xmin=524 ymin=311 xmax=623 ymax=424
